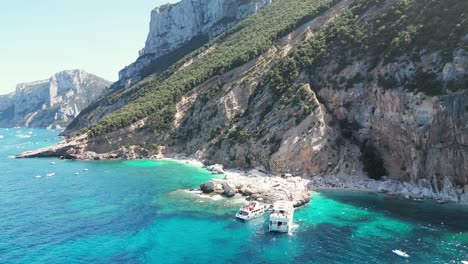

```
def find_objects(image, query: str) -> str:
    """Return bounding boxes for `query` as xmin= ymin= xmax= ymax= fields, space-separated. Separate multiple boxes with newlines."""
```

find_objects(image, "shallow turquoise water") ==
xmin=0 ymin=129 xmax=467 ymax=263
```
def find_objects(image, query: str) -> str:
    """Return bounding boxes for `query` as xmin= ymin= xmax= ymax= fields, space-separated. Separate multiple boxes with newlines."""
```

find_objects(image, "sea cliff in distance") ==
xmin=0 ymin=69 xmax=111 ymax=129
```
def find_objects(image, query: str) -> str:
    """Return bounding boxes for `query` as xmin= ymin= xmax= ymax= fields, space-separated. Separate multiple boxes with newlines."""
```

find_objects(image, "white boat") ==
xmin=268 ymin=201 xmax=294 ymax=233
xmin=34 ymin=175 xmax=41 ymax=179
xmin=46 ymin=173 xmax=55 ymax=177
xmin=236 ymin=201 xmax=268 ymax=221
xmin=83 ymin=169 xmax=88 ymax=171
xmin=392 ymin=249 xmax=409 ymax=258
xmin=50 ymin=162 xmax=56 ymax=165
xmin=461 ymin=261 xmax=468 ymax=264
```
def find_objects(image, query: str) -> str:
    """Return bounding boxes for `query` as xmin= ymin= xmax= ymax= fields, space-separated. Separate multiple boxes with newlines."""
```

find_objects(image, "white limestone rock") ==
xmin=460 ymin=193 xmax=468 ymax=205
xmin=0 ymin=70 xmax=111 ymax=128
xmin=418 ymin=179 xmax=435 ymax=198
xmin=141 ymin=0 xmax=272 ymax=57
xmin=438 ymin=176 xmax=459 ymax=203
xmin=118 ymin=0 xmax=272 ymax=88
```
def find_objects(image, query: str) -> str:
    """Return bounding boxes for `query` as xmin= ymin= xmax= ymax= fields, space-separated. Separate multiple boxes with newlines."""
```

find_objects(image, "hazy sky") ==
xmin=0 ymin=0 xmax=178 ymax=95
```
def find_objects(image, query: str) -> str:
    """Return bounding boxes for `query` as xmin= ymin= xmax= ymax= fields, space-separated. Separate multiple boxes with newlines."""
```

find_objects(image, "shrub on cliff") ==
xmin=86 ymin=0 xmax=339 ymax=138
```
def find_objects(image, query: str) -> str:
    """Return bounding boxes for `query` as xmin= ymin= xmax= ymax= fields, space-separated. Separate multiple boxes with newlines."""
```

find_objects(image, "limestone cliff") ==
xmin=18 ymin=0 xmax=468 ymax=204
xmin=118 ymin=0 xmax=272 ymax=88
xmin=0 ymin=70 xmax=111 ymax=128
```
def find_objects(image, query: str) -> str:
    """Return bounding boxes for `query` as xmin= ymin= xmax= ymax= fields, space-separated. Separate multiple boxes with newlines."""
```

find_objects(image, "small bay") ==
xmin=0 ymin=129 xmax=466 ymax=263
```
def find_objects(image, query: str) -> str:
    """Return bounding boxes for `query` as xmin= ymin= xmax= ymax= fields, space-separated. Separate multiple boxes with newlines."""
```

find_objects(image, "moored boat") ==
xmin=392 ymin=249 xmax=409 ymax=258
xmin=268 ymin=201 xmax=294 ymax=233
xmin=235 ymin=201 xmax=268 ymax=221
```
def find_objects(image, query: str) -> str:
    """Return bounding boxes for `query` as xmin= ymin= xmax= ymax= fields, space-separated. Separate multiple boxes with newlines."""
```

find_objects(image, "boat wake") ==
xmin=16 ymin=134 xmax=31 ymax=138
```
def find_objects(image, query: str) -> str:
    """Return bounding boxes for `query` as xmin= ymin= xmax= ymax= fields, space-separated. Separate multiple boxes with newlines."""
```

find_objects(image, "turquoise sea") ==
xmin=0 ymin=128 xmax=467 ymax=264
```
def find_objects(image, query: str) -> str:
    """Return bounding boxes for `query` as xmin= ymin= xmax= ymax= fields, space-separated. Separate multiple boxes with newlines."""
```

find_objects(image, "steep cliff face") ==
xmin=0 ymin=70 xmax=111 ymax=128
xmin=118 ymin=0 xmax=272 ymax=88
xmin=141 ymin=0 xmax=272 ymax=56
xmin=21 ymin=0 xmax=468 ymax=203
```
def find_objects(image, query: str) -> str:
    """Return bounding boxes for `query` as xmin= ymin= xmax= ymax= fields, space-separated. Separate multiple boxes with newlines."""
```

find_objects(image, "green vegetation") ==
xmin=83 ymin=0 xmax=467 ymax=139
xmin=261 ymin=58 xmax=300 ymax=97
xmin=404 ymin=70 xmax=443 ymax=96
xmin=335 ymin=136 xmax=345 ymax=147
xmin=291 ymin=0 xmax=467 ymax=94
xmin=87 ymin=0 xmax=338 ymax=138
xmin=140 ymin=142 xmax=160 ymax=150
xmin=199 ymin=82 xmax=225 ymax=102
xmin=293 ymin=84 xmax=318 ymax=122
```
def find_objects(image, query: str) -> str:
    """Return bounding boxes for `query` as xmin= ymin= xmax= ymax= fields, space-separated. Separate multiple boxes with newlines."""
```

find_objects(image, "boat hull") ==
xmin=235 ymin=204 xmax=267 ymax=221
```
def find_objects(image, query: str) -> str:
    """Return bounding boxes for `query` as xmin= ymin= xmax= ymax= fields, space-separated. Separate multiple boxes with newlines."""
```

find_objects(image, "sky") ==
xmin=0 ymin=0 xmax=178 ymax=95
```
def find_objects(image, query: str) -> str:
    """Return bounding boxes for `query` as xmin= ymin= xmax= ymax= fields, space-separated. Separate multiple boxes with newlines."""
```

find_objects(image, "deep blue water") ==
xmin=0 ymin=128 xmax=467 ymax=263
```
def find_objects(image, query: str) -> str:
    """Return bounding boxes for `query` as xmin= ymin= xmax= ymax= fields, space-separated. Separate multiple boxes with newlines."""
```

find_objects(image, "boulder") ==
xmin=200 ymin=181 xmax=216 ymax=193
xmin=438 ymin=176 xmax=459 ymax=203
xmin=460 ymin=193 xmax=468 ymax=205
xmin=418 ymin=178 xmax=435 ymax=198
xmin=206 ymin=164 xmax=225 ymax=174
xmin=241 ymin=188 xmax=254 ymax=196
xmin=378 ymin=180 xmax=402 ymax=194
xmin=222 ymin=182 xmax=237 ymax=197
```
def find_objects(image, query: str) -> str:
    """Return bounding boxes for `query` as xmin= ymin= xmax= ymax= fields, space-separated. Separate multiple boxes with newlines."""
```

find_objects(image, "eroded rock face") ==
xmin=118 ymin=0 xmax=272 ymax=88
xmin=315 ymin=46 xmax=468 ymax=191
xmin=15 ymin=0 xmax=468 ymax=206
xmin=141 ymin=0 xmax=272 ymax=57
xmin=198 ymin=172 xmax=311 ymax=207
xmin=0 ymin=70 xmax=111 ymax=128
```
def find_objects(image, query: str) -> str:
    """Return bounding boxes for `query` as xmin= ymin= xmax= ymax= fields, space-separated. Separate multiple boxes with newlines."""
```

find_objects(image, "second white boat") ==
xmin=268 ymin=201 xmax=294 ymax=233
xmin=235 ymin=201 xmax=268 ymax=221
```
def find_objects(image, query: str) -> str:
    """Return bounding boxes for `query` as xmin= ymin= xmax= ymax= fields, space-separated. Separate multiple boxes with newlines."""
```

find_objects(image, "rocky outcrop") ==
xmin=0 ymin=70 xmax=111 ymax=128
xmin=118 ymin=0 xmax=272 ymax=88
xmin=198 ymin=168 xmax=311 ymax=207
xmin=316 ymin=53 xmax=468 ymax=188
xmin=309 ymin=175 xmax=468 ymax=205
xmin=141 ymin=0 xmax=271 ymax=57
xmin=16 ymin=0 xmax=468 ymax=206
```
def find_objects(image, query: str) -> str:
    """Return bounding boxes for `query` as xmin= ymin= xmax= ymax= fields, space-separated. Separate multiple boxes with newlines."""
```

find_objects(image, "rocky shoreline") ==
xmin=15 ymin=142 xmax=468 ymax=206
xmin=198 ymin=166 xmax=311 ymax=208
xmin=308 ymin=175 xmax=468 ymax=205
xmin=176 ymin=160 xmax=468 ymax=207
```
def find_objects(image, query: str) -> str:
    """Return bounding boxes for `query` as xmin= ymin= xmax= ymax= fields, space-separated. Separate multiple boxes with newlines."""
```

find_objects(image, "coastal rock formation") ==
xmin=18 ymin=0 xmax=468 ymax=205
xmin=141 ymin=0 xmax=272 ymax=57
xmin=199 ymin=168 xmax=311 ymax=207
xmin=308 ymin=175 xmax=468 ymax=205
xmin=0 ymin=70 xmax=111 ymax=128
xmin=118 ymin=0 xmax=272 ymax=88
